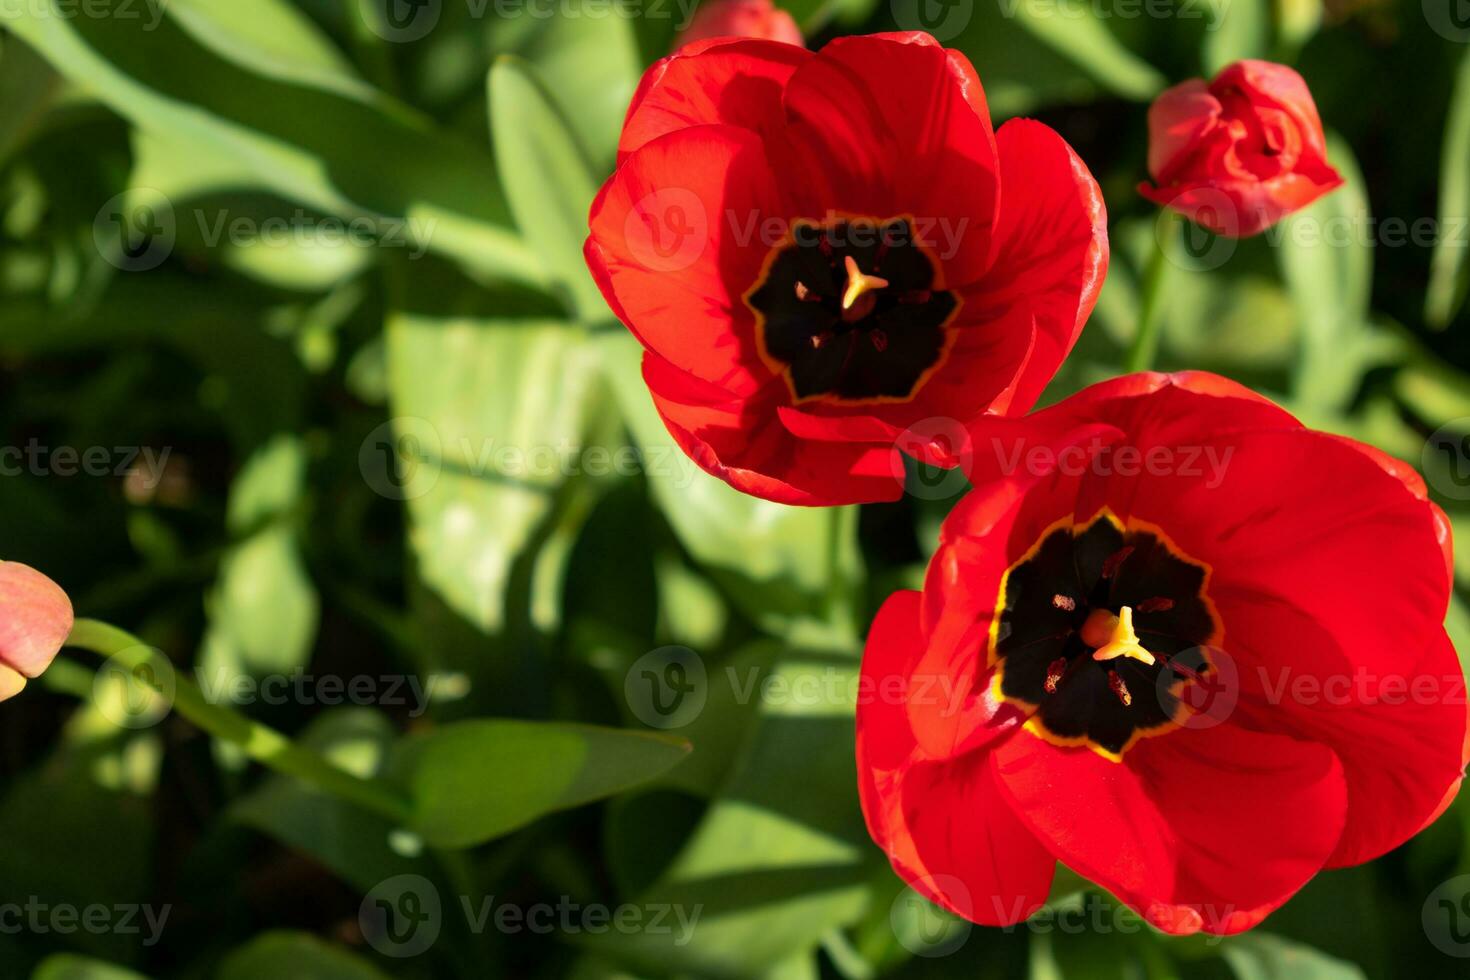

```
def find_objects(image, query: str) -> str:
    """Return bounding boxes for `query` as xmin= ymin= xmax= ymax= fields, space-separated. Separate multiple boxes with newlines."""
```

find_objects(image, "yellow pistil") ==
xmin=841 ymin=255 xmax=889 ymax=311
xmin=1084 ymin=606 xmax=1156 ymax=666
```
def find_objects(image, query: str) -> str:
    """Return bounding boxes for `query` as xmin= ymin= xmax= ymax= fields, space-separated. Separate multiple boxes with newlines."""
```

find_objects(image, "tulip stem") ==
xmin=63 ymin=618 xmax=413 ymax=825
xmin=1125 ymin=214 xmax=1179 ymax=373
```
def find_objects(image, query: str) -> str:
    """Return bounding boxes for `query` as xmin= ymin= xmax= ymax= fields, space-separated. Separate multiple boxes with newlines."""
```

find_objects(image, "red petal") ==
xmin=643 ymin=352 xmax=902 ymax=505
xmin=1146 ymin=79 xmax=1221 ymax=182
xmin=619 ymin=39 xmax=810 ymax=162
xmin=993 ymin=723 xmax=1347 ymax=935
xmin=970 ymin=119 xmax=1109 ymax=413
xmin=778 ymin=35 xmax=999 ymax=286
xmin=859 ymin=591 xmax=1055 ymax=924
xmin=588 ymin=124 xmax=784 ymax=395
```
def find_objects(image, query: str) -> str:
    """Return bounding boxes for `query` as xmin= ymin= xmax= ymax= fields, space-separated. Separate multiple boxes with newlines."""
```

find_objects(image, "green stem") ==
xmin=65 ymin=619 xmax=413 ymax=824
xmin=824 ymin=504 xmax=858 ymax=639
xmin=1124 ymin=214 xmax=1179 ymax=373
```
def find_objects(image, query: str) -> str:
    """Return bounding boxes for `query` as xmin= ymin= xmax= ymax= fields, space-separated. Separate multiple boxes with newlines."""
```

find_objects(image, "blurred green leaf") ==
xmin=32 ymin=957 xmax=152 ymax=980
xmin=1 ymin=0 xmax=542 ymax=284
xmin=1427 ymin=47 xmax=1470 ymax=330
xmin=1006 ymin=0 xmax=1165 ymax=102
xmin=388 ymin=719 xmax=690 ymax=848
xmin=217 ymin=932 xmax=391 ymax=980
xmin=594 ymin=331 xmax=860 ymax=632
xmin=1203 ymin=0 xmax=1268 ymax=75
xmin=585 ymin=651 xmax=872 ymax=977
xmin=198 ymin=435 xmax=319 ymax=695
xmin=508 ymin=1 xmax=643 ymax=170
xmin=163 ymin=0 xmax=367 ymax=98
xmin=489 ymin=56 xmax=603 ymax=319
xmin=1218 ymin=932 xmax=1368 ymax=980
xmin=1278 ymin=135 xmax=1393 ymax=410
xmin=231 ymin=709 xmax=427 ymax=892
xmin=387 ymin=305 xmax=601 ymax=632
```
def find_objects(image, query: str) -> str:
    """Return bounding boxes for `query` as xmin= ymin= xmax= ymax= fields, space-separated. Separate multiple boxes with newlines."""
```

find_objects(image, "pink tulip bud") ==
xmin=0 ymin=562 xmax=74 ymax=701
xmin=677 ymin=0 xmax=803 ymax=49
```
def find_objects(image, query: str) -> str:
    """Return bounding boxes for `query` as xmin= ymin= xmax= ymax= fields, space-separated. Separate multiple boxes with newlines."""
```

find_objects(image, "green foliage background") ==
xmin=1 ymin=0 xmax=1469 ymax=977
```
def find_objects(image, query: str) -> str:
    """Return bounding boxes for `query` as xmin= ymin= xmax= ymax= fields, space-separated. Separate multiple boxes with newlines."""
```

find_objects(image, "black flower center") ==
xmin=745 ymin=217 xmax=960 ymax=403
xmin=989 ymin=512 xmax=1221 ymax=759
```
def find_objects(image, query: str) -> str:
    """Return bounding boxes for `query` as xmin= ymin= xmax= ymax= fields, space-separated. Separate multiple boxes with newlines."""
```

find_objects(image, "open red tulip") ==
xmin=586 ymin=32 xmax=1108 ymax=505
xmin=858 ymin=373 xmax=1467 ymax=935
xmin=1139 ymin=60 xmax=1343 ymax=237
xmin=0 ymin=561 xmax=75 ymax=701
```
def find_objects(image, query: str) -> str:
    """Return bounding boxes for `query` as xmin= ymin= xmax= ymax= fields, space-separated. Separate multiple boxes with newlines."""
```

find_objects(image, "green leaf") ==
xmin=217 ymin=932 xmax=392 ymax=980
xmin=198 ymin=436 xmax=319 ymax=693
xmin=163 ymin=0 xmax=367 ymax=99
xmin=1005 ymin=0 xmax=1165 ymax=102
xmin=1427 ymin=47 xmax=1470 ymax=329
xmin=1218 ymin=933 xmax=1368 ymax=980
xmin=584 ymin=651 xmax=872 ymax=977
xmin=1203 ymin=0 xmax=1269 ymax=75
xmin=508 ymin=2 xmax=643 ymax=170
xmin=32 ymin=957 xmax=152 ymax=980
xmin=1277 ymin=135 xmax=1393 ymax=411
xmin=231 ymin=709 xmax=428 ymax=892
xmin=594 ymin=331 xmax=859 ymax=631
xmin=387 ymin=298 xmax=602 ymax=632
xmin=490 ymin=56 xmax=603 ymax=319
xmin=389 ymin=719 xmax=690 ymax=848
xmin=2 ymin=0 xmax=541 ymax=284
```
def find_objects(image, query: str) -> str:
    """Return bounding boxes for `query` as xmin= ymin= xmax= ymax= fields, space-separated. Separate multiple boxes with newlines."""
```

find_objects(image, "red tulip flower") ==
xmin=858 ymin=373 xmax=1467 ymax=934
xmin=0 ymin=561 xmax=74 ymax=701
xmin=677 ymin=0 xmax=803 ymax=49
xmin=1139 ymin=61 xmax=1343 ymax=237
xmin=586 ymin=33 xmax=1108 ymax=505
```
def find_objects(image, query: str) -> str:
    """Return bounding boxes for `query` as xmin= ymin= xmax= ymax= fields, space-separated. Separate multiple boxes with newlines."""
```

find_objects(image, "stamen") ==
xmin=1044 ymin=658 xmax=1067 ymax=694
xmin=1088 ymin=607 xmax=1157 ymax=666
xmin=810 ymin=331 xmax=833 ymax=350
xmin=1051 ymin=594 xmax=1076 ymax=612
xmin=1101 ymin=546 xmax=1134 ymax=579
xmin=870 ymin=329 xmax=888 ymax=352
xmin=841 ymin=255 xmax=890 ymax=311
xmin=1138 ymin=596 xmax=1174 ymax=613
xmin=794 ymin=281 xmax=819 ymax=302
xmin=1108 ymin=671 xmax=1133 ymax=707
